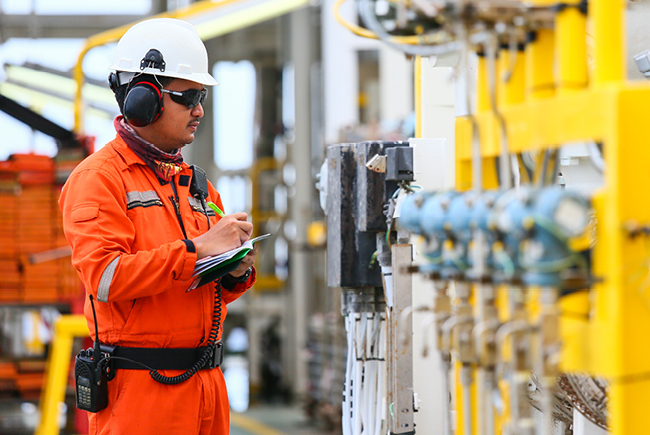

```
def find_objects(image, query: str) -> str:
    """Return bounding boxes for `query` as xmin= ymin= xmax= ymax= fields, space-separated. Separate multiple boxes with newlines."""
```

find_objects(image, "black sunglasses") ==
xmin=161 ymin=88 xmax=208 ymax=108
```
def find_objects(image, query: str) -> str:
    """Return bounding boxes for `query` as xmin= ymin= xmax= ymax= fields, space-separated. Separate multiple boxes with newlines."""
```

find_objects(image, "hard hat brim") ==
xmin=109 ymin=67 xmax=220 ymax=87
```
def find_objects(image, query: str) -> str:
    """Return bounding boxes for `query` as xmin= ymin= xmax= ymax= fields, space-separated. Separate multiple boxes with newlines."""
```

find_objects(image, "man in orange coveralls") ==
xmin=59 ymin=18 xmax=257 ymax=435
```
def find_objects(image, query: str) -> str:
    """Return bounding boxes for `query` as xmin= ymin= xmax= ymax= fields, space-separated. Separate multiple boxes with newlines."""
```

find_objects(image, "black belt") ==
xmin=100 ymin=342 xmax=223 ymax=371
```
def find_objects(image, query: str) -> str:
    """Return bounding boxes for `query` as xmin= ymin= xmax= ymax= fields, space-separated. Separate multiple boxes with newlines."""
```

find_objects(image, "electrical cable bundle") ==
xmin=343 ymin=312 xmax=386 ymax=435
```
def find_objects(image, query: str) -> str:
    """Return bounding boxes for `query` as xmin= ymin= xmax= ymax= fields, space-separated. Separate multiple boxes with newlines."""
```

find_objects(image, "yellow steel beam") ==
xmin=454 ymin=84 xmax=627 ymax=161
xmin=6 ymin=65 xmax=116 ymax=108
xmin=0 ymin=82 xmax=113 ymax=120
xmin=36 ymin=315 xmax=89 ymax=435
xmin=592 ymin=84 xmax=650 ymax=435
xmin=194 ymin=0 xmax=308 ymax=40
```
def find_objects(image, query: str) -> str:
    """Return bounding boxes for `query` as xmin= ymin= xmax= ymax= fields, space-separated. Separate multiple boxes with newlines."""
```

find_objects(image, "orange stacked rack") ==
xmin=0 ymin=153 xmax=82 ymax=304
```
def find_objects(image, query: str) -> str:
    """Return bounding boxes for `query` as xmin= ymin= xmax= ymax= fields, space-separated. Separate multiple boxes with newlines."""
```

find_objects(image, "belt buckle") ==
xmin=208 ymin=343 xmax=223 ymax=369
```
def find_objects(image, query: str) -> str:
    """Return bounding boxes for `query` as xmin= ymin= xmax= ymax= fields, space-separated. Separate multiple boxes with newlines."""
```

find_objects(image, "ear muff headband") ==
xmin=122 ymin=80 xmax=164 ymax=127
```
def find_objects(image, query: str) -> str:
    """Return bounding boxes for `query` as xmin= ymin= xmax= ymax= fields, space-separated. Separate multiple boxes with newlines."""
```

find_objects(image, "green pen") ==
xmin=206 ymin=201 xmax=225 ymax=217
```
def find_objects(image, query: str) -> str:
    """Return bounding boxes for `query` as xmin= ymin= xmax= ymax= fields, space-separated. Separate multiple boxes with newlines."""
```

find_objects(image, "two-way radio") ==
xmin=74 ymin=295 xmax=111 ymax=412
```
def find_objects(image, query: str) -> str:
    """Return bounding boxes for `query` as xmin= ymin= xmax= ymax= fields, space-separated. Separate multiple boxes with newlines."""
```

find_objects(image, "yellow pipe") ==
xmin=454 ymin=54 xmax=487 ymax=191
xmin=73 ymin=0 xmax=251 ymax=133
xmin=414 ymin=56 xmax=421 ymax=138
xmin=475 ymin=53 xmax=499 ymax=190
xmin=496 ymin=49 xmax=506 ymax=109
xmin=455 ymin=54 xmax=499 ymax=191
xmin=556 ymin=3 xmax=588 ymax=93
xmin=502 ymin=49 xmax=526 ymax=106
xmin=476 ymin=54 xmax=490 ymax=112
xmin=592 ymin=0 xmax=623 ymax=85
xmin=526 ymin=29 xmax=555 ymax=100
xmin=36 ymin=315 xmax=89 ymax=435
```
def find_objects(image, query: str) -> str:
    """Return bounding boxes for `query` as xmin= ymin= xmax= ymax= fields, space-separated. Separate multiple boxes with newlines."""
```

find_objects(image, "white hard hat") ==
xmin=109 ymin=18 xmax=219 ymax=86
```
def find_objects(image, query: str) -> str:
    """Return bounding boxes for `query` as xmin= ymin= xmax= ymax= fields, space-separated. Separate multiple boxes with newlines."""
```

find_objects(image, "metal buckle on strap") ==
xmin=206 ymin=342 xmax=223 ymax=369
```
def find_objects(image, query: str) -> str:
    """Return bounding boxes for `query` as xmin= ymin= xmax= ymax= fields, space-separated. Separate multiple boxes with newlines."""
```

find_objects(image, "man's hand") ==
xmin=192 ymin=212 xmax=253 ymax=260
xmin=230 ymin=244 xmax=257 ymax=277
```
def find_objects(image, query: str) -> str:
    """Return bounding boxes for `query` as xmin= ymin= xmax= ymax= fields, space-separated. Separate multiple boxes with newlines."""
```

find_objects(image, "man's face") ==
xmin=133 ymin=78 xmax=205 ymax=152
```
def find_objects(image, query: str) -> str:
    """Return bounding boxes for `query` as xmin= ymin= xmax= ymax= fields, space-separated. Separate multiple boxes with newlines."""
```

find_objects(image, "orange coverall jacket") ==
xmin=59 ymin=135 xmax=256 ymax=435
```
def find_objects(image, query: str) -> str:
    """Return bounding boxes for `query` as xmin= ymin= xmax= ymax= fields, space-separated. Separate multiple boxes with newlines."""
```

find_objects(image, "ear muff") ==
xmin=122 ymin=81 xmax=164 ymax=127
xmin=108 ymin=72 xmax=119 ymax=92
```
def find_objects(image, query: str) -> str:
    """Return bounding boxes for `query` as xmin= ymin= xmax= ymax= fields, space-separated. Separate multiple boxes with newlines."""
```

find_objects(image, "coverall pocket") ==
xmin=121 ymin=298 xmax=142 ymax=335
xmin=71 ymin=203 xmax=99 ymax=222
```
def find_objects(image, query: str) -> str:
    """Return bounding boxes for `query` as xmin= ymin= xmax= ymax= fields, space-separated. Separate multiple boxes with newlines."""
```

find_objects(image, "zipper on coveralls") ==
xmin=169 ymin=176 xmax=188 ymax=239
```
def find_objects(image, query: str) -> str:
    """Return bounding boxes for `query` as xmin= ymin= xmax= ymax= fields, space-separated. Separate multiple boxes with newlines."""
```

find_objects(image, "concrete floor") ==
xmin=230 ymin=404 xmax=333 ymax=435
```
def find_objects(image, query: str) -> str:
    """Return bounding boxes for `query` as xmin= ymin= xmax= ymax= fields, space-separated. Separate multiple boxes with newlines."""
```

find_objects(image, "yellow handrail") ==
xmin=36 ymin=315 xmax=89 ymax=435
xmin=249 ymin=157 xmax=285 ymax=291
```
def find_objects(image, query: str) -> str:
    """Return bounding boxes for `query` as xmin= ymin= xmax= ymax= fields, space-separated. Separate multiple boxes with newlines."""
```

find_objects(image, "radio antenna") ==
xmin=89 ymin=295 xmax=101 ymax=361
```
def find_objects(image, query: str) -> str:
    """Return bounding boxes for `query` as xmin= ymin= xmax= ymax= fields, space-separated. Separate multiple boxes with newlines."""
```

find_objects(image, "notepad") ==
xmin=187 ymin=233 xmax=272 ymax=291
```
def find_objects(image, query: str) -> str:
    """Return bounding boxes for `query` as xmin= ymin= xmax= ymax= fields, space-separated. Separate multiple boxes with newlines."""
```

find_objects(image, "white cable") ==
xmin=354 ymin=314 xmax=363 ymax=435
xmin=364 ymin=353 xmax=374 ymax=435
xmin=374 ymin=316 xmax=385 ymax=435
xmin=367 ymin=314 xmax=381 ymax=435
xmin=343 ymin=315 xmax=354 ymax=435
xmin=345 ymin=311 xmax=388 ymax=435
xmin=374 ymin=319 xmax=387 ymax=435
xmin=511 ymin=154 xmax=521 ymax=191
xmin=361 ymin=314 xmax=370 ymax=435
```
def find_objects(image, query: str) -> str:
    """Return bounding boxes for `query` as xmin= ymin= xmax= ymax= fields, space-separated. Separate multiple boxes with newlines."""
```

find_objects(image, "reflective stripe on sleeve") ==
xmin=97 ymin=256 xmax=120 ymax=302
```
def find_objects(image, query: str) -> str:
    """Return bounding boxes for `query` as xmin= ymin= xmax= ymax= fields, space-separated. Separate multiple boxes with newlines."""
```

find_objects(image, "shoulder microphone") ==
xmin=190 ymin=164 xmax=213 ymax=228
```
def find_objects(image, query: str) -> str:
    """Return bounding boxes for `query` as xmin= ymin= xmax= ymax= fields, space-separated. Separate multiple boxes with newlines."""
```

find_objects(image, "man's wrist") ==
xmin=229 ymin=266 xmax=252 ymax=281
xmin=221 ymin=266 xmax=252 ymax=289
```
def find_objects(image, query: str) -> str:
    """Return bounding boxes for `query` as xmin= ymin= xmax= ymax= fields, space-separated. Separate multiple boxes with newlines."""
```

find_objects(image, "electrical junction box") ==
xmin=325 ymin=141 xmax=411 ymax=289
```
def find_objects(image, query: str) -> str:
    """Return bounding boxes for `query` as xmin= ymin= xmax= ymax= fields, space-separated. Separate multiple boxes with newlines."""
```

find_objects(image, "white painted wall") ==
xmin=410 ymin=59 xmax=459 ymax=435
xmin=379 ymin=44 xmax=414 ymax=125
